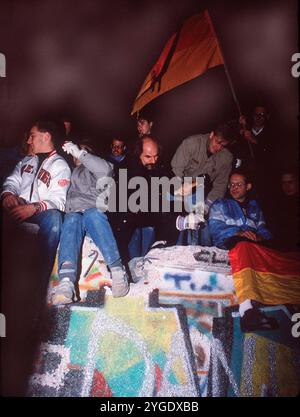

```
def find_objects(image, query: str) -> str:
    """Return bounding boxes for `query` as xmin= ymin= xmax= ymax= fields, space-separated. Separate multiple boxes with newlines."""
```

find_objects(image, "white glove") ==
xmin=62 ymin=141 xmax=85 ymax=159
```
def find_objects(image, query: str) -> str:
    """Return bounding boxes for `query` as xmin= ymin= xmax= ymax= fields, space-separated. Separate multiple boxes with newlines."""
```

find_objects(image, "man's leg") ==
xmin=27 ymin=209 xmax=62 ymax=290
xmin=52 ymin=212 xmax=84 ymax=305
xmin=128 ymin=228 xmax=142 ymax=259
xmin=83 ymin=208 xmax=129 ymax=297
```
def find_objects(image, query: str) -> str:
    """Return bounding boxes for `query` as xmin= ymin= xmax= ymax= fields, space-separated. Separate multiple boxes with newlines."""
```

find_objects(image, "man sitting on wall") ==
xmin=208 ymin=170 xmax=300 ymax=332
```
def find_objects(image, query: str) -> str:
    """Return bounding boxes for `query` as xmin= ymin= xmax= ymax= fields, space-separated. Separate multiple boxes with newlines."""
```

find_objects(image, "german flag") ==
xmin=228 ymin=242 xmax=300 ymax=305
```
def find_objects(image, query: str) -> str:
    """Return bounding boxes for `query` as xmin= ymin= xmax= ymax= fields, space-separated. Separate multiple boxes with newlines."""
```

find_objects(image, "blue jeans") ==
xmin=128 ymin=227 xmax=155 ymax=259
xmin=58 ymin=208 xmax=121 ymax=283
xmin=27 ymin=209 xmax=63 ymax=280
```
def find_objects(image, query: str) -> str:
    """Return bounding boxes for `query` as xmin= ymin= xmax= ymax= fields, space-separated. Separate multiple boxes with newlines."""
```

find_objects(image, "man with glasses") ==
xmin=208 ymin=170 xmax=272 ymax=249
xmin=209 ymin=170 xmax=300 ymax=333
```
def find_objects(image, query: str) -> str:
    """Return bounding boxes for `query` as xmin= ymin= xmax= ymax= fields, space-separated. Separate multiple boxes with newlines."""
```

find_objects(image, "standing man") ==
xmin=171 ymin=122 xmax=234 ymax=215
xmin=1 ymin=120 xmax=71 ymax=287
xmin=171 ymin=122 xmax=235 ymax=243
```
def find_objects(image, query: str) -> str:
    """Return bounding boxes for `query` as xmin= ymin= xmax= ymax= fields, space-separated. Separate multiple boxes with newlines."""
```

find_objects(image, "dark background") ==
xmin=0 ymin=0 xmax=299 ymax=396
xmin=0 ymin=0 xmax=298 ymax=158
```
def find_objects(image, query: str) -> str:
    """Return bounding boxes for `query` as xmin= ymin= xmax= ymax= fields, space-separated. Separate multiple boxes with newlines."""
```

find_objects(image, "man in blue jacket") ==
xmin=209 ymin=170 xmax=272 ymax=249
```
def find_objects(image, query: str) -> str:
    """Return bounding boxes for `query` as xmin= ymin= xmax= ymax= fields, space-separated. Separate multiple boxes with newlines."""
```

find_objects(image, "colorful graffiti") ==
xmin=28 ymin=295 xmax=199 ymax=397
xmin=207 ymin=306 xmax=300 ymax=397
xmin=29 ymin=245 xmax=299 ymax=397
xmin=49 ymin=236 xmax=112 ymax=302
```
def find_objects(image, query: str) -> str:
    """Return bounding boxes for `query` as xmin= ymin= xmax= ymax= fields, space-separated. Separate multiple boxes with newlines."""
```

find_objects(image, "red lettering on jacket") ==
xmin=38 ymin=169 xmax=51 ymax=188
xmin=21 ymin=164 xmax=34 ymax=175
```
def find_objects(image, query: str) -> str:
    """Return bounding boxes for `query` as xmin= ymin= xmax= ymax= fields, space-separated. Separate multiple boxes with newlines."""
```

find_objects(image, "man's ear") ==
xmin=123 ymin=145 xmax=126 ymax=151
xmin=246 ymin=183 xmax=252 ymax=191
xmin=209 ymin=131 xmax=214 ymax=140
xmin=149 ymin=121 xmax=153 ymax=130
xmin=43 ymin=132 xmax=51 ymax=143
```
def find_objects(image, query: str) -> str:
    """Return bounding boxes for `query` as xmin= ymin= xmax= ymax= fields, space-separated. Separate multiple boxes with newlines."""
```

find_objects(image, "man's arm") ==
xmin=78 ymin=152 xmax=113 ymax=178
xmin=171 ymin=137 xmax=194 ymax=177
xmin=208 ymin=200 xmax=241 ymax=248
xmin=1 ymin=159 xmax=23 ymax=199
xmin=256 ymin=207 xmax=273 ymax=240
xmin=37 ymin=161 xmax=71 ymax=212
xmin=206 ymin=151 xmax=233 ymax=204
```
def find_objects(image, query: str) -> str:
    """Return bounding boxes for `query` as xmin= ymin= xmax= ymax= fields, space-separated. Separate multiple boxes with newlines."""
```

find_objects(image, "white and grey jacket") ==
xmin=1 ymin=150 xmax=71 ymax=212
xmin=65 ymin=151 xmax=113 ymax=213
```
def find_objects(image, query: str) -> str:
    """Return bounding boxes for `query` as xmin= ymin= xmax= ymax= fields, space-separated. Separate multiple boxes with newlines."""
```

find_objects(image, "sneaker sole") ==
xmin=52 ymin=294 xmax=74 ymax=305
xmin=112 ymin=284 xmax=130 ymax=298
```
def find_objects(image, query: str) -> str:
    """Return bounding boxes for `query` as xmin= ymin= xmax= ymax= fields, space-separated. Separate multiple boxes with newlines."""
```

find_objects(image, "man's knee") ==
xmin=39 ymin=209 xmax=63 ymax=236
xmin=84 ymin=208 xmax=107 ymax=223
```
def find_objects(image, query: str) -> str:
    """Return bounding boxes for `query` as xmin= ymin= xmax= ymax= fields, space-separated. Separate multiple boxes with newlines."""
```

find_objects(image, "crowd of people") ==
xmin=0 ymin=107 xmax=299 ymax=332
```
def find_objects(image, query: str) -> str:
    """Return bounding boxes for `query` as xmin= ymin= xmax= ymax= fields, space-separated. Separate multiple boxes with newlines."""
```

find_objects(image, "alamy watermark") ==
xmin=0 ymin=313 xmax=6 ymax=337
xmin=95 ymin=171 xmax=205 ymax=216
xmin=0 ymin=52 xmax=6 ymax=77
xmin=291 ymin=52 xmax=300 ymax=78
xmin=291 ymin=313 xmax=300 ymax=338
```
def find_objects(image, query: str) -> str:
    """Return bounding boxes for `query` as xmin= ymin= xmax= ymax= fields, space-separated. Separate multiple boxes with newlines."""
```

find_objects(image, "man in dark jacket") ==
xmin=112 ymin=136 xmax=179 ymax=261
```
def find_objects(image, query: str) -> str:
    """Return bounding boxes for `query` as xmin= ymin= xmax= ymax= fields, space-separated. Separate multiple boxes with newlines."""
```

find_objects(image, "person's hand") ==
xmin=243 ymin=130 xmax=257 ymax=145
xmin=236 ymin=230 xmax=258 ymax=241
xmin=62 ymin=141 xmax=85 ymax=159
xmin=174 ymin=181 xmax=195 ymax=197
xmin=9 ymin=204 xmax=36 ymax=222
xmin=239 ymin=114 xmax=247 ymax=128
xmin=2 ymin=193 xmax=25 ymax=210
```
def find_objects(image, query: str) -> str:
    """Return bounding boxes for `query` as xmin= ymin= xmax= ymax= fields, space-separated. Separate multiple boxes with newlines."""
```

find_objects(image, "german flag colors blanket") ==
xmin=228 ymin=242 xmax=300 ymax=305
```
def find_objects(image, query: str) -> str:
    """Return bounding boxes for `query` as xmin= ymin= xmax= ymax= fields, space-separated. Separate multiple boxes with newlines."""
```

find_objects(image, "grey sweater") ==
xmin=171 ymin=133 xmax=233 ymax=204
xmin=65 ymin=151 xmax=113 ymax=213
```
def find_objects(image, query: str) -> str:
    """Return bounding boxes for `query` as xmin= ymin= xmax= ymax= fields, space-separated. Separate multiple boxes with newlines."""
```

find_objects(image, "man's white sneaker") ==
xmin=111 ymin=266 xmax=129 ymax=298
xmin=52 ymin=278 xmax=77 ymax=305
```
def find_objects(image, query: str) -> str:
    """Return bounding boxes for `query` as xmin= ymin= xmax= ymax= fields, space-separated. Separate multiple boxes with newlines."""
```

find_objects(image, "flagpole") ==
xmin=205 ymin=11 xmax=254 ymax=158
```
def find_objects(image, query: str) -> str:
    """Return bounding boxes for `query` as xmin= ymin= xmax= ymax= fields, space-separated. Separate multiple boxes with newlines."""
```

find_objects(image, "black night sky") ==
xmin=0 ymin=0 xmax=298 ymax=157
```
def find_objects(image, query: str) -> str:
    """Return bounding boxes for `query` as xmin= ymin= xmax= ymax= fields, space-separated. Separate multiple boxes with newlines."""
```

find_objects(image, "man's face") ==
xmin=137 ymin=119 xmax=152 ymax=137
xmin=208 ymin=133 xmax=229 ymax=154
xmin=252 ymin=106 xmax=267 ymax=128
xmin=281 ymin=174 xmax=298 ymax=196
xmin=27 ymin=126 xmax=46 ymax=154
xmin=139 ymin=139 xmax=159 ymax=170
xmin=228 ymin=174 xmax=250 ymax=202
xmin=111 ymin=139 xmax=125 ymax=157
xmin=64 ymin=121 xmax=72 ymax=135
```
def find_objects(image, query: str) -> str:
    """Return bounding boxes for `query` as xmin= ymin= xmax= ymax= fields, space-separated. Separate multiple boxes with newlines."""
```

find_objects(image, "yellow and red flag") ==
xmin=229 ymin=242 xmax=300 ymax=305
xmin=131 ymin=10 xmax=224 ymax=115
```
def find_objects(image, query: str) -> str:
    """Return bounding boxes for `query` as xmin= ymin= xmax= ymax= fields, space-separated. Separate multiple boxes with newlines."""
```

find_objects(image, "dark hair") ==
xmin=134 ymin=136 xmax=161 ymax=157
xmin=230 ymin=169 xmax=253 ymax=184
xmin=213 ymin=120 xmax=240 ymax=144
xmin=34 ymin=120 xmax=65 ymax=148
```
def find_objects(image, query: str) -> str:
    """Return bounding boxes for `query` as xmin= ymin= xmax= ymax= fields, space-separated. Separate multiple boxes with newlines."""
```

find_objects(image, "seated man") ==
xmin=209 ymin=170 xmax=299 ymax=332
xmin=52 ymin=141 xmax=129 ymax=305
xmin=208 ymin=170 xmax=272 ymax=250
xmin=1 ymin=120 xmax=71 ymax=289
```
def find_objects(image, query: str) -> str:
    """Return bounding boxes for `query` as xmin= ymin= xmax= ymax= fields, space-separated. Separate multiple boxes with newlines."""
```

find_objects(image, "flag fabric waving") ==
xmin=228 ymin=242 xmax=300 ymax=305
xmin=131 ymin=10 xmax=224 ymax=115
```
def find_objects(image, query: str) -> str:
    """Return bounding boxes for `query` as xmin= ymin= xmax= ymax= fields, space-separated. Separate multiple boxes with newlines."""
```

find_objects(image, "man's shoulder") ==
xmin=182 ymin=133 xmax=209 ymax=146
xmin=216 ymin=147 xmax=233 ymax=162
xmin=49 ymin=152 xmax=71 ymax=169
